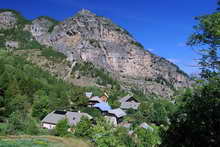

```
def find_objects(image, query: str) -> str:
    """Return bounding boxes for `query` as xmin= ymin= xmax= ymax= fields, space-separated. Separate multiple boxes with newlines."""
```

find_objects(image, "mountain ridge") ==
xmin=0 ymin=9 xmax=192 ymax=98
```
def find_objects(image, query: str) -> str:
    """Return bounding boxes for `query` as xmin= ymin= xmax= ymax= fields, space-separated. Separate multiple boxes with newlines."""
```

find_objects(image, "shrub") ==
xmin=74 ymin=116 xmax=92 ymax=137
xmin=41 ymin=48 xmax=66 ymax=62
xmin=7 ymin=111 xmax=26 ymax=134
xmin=24 ymin=119 xmax=39 ymax=135
xmin=138 ymin=99 xmax=176 ymax=126
xmin=54 ymin=119 xmax=69 ymax=137
xmin=162 ymin=76 xmax=220 ymax=147
xmin=131 ymin=40 xmax=144 ymax=48
xmin=134 ymin=127 xmax=161 ymax=147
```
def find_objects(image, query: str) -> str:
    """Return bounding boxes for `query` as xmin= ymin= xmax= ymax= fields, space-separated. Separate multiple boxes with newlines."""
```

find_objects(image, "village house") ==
xmin=105 ymin=108 xmax=127 ymax=125
xmin=118 ymin=94 xmax=140 ymax=110
xmin=88 ymin=96 xmax=103 ymax=107
xmin=41 ymin=110 xmax=92 ymax=129
xmin=94 ymin=102 xmax=112 ymax=115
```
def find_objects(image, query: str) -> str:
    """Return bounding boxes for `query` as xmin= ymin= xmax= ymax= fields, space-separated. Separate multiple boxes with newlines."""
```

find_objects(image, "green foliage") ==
xmin=68 ymin=87 xmax=89 ymax=111
xmin=80 ymin=107 xmax=102 ymax=118
xmin=0 ymin=29 xmax=44 ymax=49
xmin=73 ymin=62 xmax=121 ymax=89
xmin=0 ymin=9 xmax=30 ymax=28
xmin=54 ymin=119 xmax=69 ymax=137
xmin=0 ymin=138 xmax=63 ymax=147
xmin=0 ymin=52 xmax=89 ymax=130
xmin=85 ymin=86 xmax=103 ymax=96
xmin=187 ymin=12 xmax=220 ymax=77
xmin=74 ymin=116 xmax=92 ymax=137
xmin=108 ymin=89 xmax=127 ymax=108
xmin=7 ymin=111 xmax=39 ymax=135
xmin=162 ymin=76 xmax=220 ymax=146
xmin=134 ymin=127 xmax=161 ymax=147
xmin=41 ymin=48 xmax=66 ymax=62
xmin=25 ymin=119 xmax=39 ymax=135
xmin=36 ymin=16 xmax=59 ymax=33
xmin=138 ymin=99 xmax=176 ymax=126
xmin=74 ymin=117 xmax=135 ymax=147
xmin=88 ymin=118 xmax=124 ymax=147
xmin=130 ymin=40 xmax=144 ymax=48
xmin=7 ymin=111 xmax=26 ymax=134
xmin=32 ymin=94 xmax=50 ymax=120
xmin=0 ymin=123 xmax=8 ymax=135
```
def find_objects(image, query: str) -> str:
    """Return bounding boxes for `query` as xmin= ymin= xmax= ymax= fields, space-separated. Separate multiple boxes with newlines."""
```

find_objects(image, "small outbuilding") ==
xmin=41 ymin=110 xmax=92 ymax=129
xmin=88 ymin=96 xmax=103 ymax=107
xmin=119 ymin=94 xmax=140 ymax=110
xmin=107 ymin=108 xmax=127 ymax=124
xmin=85 ymin=92 xmax=93 ymax=98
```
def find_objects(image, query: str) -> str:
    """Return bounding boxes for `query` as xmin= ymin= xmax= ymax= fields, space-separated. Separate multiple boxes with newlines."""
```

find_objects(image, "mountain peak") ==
xmin=76 ymin=9 xmax=96 ymax=16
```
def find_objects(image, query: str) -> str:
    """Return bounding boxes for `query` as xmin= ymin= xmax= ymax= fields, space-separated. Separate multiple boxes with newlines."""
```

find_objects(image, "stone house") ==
xmin=105 ymin=108 xmax=127 ymax=125
xmin=119 ymin=94 xmax=140 ymax=110
xmin=41 ymin=110 xmax=92 ymax=129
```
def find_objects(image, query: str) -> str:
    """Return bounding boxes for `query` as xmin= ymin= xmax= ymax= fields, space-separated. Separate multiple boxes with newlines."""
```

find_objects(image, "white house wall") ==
xmin=42 ymin=123 xmax=56 ymax=130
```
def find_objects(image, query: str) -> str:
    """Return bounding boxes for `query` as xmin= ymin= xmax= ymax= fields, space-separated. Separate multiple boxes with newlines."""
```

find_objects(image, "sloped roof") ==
xmin=41 ymin=111 xmax=65 ymax=125
xmin=108 ymin=108 xmax=126 ymax=118
xmin=89 ymin=96 xmax=102 ymax=103
xmin=118 ymin=94 xmax=134 ymax=103
xmin=94 ymin=102 xmax=112 ymax=111
xmin=140 ymin=122 xmax=154 ymax=131
xmin=41 ymin=111 xmax=92 ymax=126
xmin=120 ymin=102 xmax=140 ymax=110
xmin=66 ymin=112 xmax=92 ymax=126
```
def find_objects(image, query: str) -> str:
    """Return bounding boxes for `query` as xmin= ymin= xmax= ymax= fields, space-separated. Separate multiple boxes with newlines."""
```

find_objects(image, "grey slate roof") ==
xmin=118 ymin=94 xmax=140 ymax=110
xmin=89 ymin=96 xmax=102 ymax=103
xmin=41 ymin=111 xmax=92 ymax=126
xmin=108 ymin=108 xmax=126 ymax=118
xmin=120 ymin=102 xmax=140 ymax=110
xmin=119 ymin=94 xmax=134 ymax=103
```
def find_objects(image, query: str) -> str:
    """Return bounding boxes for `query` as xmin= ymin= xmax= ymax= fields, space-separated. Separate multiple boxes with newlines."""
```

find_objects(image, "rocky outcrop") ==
xmin=0 ymin=9 xmax=191 ymax=98
xmin=5 ymin=41 xmax=19 ymax=49
xmin=0 ymin=11 xmax=17 ymax=29
xmin=27 ymin=9 xmax=191 ymax=97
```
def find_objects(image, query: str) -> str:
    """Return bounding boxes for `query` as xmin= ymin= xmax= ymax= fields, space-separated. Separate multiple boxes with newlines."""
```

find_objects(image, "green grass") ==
xmin=0 ymin=136 xmax=91 ymax=147
xmin=0 ymin=138 xmax=63 ymax=147
xmin=41 ymin=48 xmax=66 ymax=62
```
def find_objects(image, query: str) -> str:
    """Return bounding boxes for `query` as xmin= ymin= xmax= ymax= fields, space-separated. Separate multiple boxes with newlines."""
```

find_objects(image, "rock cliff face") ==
xmin=0 ymin=11 xmax=17 ymax=29
xmin=0 ymin=9 xmax=191 ymax=97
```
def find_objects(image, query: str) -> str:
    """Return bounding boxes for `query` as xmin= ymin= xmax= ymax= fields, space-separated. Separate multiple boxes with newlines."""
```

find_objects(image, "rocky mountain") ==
xmin=0 ymin=9 xmax=191 ymax=98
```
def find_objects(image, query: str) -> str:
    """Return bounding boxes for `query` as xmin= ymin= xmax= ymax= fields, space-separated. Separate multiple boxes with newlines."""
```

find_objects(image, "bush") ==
xmin=7 ymin=111 xmax=26 ymax=134
xmin=138 ymin=99 xmax=177 ymax=126
xmin=130 ymin=40 xmax=144 ymax=48
xmin=0 ymin=123 xmax=8 ymax=135
xmin=41 ymin=48 xmax=66 ymax=62
xmin=74 ymin=116 xmax=92 ymax=137
xmin=162 ymin=76 xmax=220 ymax=146
xmin=54 ymin=119 xmax=69 ymax=137
xmin=72 ymin=62 xmax=121 ymax=89
xmin=134 ymin=127 xmax=161 ymax=147
xmin=24 ymin=119 xmax=39 ymax=135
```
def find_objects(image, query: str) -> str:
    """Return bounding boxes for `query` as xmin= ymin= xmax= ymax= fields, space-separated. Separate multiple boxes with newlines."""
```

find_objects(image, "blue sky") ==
xmin=1 ymin=0 xmax=217 ymax=74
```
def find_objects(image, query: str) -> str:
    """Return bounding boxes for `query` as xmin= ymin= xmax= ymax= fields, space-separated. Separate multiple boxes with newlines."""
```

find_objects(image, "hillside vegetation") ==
xmin=0 ymin=4 xmax=220 ymax=146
